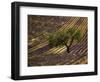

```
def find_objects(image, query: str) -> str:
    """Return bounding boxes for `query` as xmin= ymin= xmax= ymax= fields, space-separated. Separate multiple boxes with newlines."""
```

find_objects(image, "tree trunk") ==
xmin=66 ymin=37 xmax=74 ymax=53
xmin=63 ymin=41 xmax=70 ymax=53
xmin=69 ymin=37 xmax=74 ymax=47
xmin=67 ymin=46 xmax=70 ymax=53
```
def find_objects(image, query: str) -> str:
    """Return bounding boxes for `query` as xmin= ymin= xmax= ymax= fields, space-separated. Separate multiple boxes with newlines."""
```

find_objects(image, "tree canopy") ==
xmin=47 ymin=28 xmax=82 ymax=53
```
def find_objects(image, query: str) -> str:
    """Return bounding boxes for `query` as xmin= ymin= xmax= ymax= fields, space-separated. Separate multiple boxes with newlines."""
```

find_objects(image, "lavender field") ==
xmin=28 ymin=15 xmax=88 ymax=66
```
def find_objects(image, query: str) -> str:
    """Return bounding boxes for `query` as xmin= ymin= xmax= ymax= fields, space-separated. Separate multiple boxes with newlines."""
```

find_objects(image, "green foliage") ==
xmin=47 ymin=27 xmax=82 ymax=51
xmin=66 ymin=28 xmax=76 ymax=36
xmin=73 ymin=30 xmax=81 ymax=42
xmin=48 ymin=31 xmax=69 ymax=47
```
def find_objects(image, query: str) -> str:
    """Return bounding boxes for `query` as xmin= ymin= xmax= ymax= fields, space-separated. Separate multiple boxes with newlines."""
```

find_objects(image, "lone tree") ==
xmin=47 ymin=28 xmax=82 ymax=53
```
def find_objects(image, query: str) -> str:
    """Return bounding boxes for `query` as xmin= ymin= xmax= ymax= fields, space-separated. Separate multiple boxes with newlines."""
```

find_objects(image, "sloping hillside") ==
xmin=28 ymin=15 xmax=88 ymax=66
